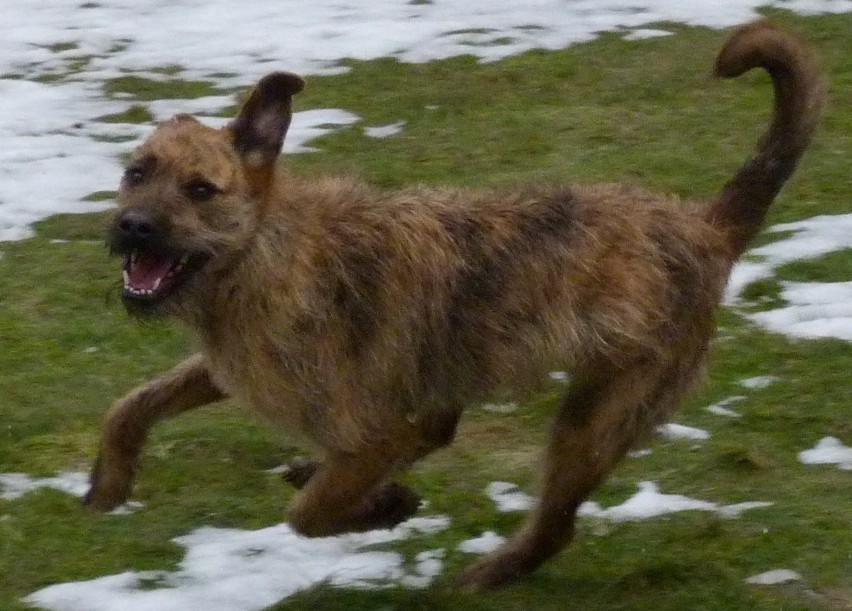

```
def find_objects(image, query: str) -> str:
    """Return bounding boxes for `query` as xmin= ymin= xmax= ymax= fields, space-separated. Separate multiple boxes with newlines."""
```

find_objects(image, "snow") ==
xmin=577 ymin=481 xmax=772 ymax=522
xmin=483 ymin=480 xmax=771 ymax=523
xmin=5 ymin=471 xmax=772 ymax=609
xmin=746 ymin=569 xmax=802 ymax=585
xmin=481 ymin=401 xmax=519 ymax=414
xmin=2 ymin=0 xmax=851 ymax=246
xmin=749 ymin=281 xmax=852 ymax=341
xmin=548 ymin=371 xmax=569 ymax=382
xmin=457 ymin=531 xmax=506 ymax=554
xmin=706 ymin=396 xmax=745 ymax=418
xmin=0 ymin=471 xmax=89 ymax=500
xmin=25 ymin=516 xmax=451 ymax=611
xmin=0 ymin=471 xmax=143 ymax=514
xmin=798 ymin=437 xmax=852 ymax=470
xmin=726 ymin=214 xmax=852 ymax=342
xmin=656 ymin=423 xmax=710 ymax=441
xmin=364 ymin=121 xmax=406 ymax=138
xmin=623 ymin=28 xmax=673 ymax=41
xmin=399 ymin=549 xmax=446 ymax=588
xmin=739 ymin=376 xmax=778 ymax=390
xmin=486 ymin=481 xmax=536 ymax=513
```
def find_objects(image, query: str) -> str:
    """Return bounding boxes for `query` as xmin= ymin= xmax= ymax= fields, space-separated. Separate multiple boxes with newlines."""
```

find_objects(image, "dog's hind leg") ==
xmin=457 ymin=355 xmax=703 ymax=591
xmin=84 ymin=353 xmax=225 ymax=511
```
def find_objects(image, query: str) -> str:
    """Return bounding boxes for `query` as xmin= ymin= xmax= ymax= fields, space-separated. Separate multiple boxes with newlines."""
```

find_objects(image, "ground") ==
xmin=0 ymin=3 xmax=850 ymax=610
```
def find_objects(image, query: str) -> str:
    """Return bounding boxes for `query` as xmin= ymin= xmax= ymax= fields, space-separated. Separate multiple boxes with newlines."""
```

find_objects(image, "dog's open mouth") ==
xmin=122 ymin=251 xmax=194 ymax=302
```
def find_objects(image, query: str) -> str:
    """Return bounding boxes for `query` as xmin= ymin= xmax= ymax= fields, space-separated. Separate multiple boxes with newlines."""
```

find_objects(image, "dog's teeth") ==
xmin=153 ymin=278 xmax=161 ymax=291
xmin=123 ymin=270 xmax=130 ymax=287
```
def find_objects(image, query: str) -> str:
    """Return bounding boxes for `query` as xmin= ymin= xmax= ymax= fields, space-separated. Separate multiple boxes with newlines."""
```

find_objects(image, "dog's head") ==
xmin=108 ymin=72 xmax=304 ymax=315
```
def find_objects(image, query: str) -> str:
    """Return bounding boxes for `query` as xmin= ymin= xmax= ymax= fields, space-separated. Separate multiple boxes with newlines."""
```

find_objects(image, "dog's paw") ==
xmin=281 ymin=457 xmax=320 ymax=489
xmin=364 ymin=482 xmax=421 ymax=529
xmin=83 ymin=456 xmax=132 ymax=512
xmin=455 ymin=545 xmax=534 ymax=592
xmin=83 ymin=484 xmax=129 ymax=512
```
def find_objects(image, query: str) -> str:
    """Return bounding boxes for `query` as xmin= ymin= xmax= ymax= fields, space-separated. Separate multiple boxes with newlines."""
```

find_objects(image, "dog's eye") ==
xmin=185 ymin=179 xmax=219 ymax=201
xmin=123 ymin=166 xmax=145 ymax=186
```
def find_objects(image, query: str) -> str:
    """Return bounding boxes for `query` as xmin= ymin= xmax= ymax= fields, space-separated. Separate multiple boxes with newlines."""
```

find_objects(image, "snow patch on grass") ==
xmin=706 ymin=396 xmax=746 ymax=418
xmin=481 ymin=402 xmax=519 ymax=414
xmin=657 ymin=423 xmax=710 ymax=441
xmin=457 ymin=531 xmax=506 ymax=554
xmin=578 ymin=481 xmax=772 ymax=522
xmin=26 ymin=516 xmax=451 ymax=611
xmin=0 ymin=471 xmax=89 ymax=500
xmin=486 ymin=480 xmax=771 ymax=523
xmin=798 ymin=437 xmax=852 ymax=470
xmin=746 ymin=569 xmax=802 ymax=585
xmin=739 ymin=376 xmax=778 ymax=390
xmin=0 ymin=471 xmax=143 ymax=514
xmin=486 ymin=481 xmax=536 ymax=513
xmin=364 ymin=121 xmax=405 ymax=138
xmin=727 ymin=214 xmax=852 ymax=342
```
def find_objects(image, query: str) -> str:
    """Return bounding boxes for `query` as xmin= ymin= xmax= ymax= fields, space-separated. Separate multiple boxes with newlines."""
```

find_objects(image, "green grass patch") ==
xmin=103 ymin=75 xmax=221 ymax=100
xmin=96 ymin=104 xmax=154 ymax=124
xmin=1 ymin=12 xmax=850 ymax=611
xmin=776 ymin=249 xmax=852 ymax=283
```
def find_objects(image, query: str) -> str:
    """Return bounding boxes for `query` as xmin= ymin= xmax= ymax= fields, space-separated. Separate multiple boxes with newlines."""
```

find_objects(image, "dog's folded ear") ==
xmin=228 ymin=71 xmax=305 ymax=168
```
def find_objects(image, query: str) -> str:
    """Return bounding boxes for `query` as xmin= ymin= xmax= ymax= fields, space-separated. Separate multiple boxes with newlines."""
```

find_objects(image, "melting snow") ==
xmin=657 ymin=423 xmax=710 ymax=441
xmin=457 ymin=531 xmax=506 ymax=554
xmin=706 ymin=396 xmax=746 ymax=418
xmin=364 ymin=121 xmax=406 ymax=138
xmin=399 ymin=549 xmax=446 ymax=589
xmin=486 ymin=481 xmax=536 ymax=513
xmin=0 ymin=471 xmax=89 ymax=500
xmin=739 ymin=376 xmax=778 ymax=390
xmin=798 ymin=437 xmax=852 ymax=470
xmin=26 ymin=517 xmax=451 ymax=611
xmin=749 ymin=281 xmax=852 ymax=341
xmin=577 ymin=481 xmax=772 ymax=522
xmin=623 ymin=28 xmax=673 ymax=41
xmin=481 ymin=402 xmax=519 ymax=414
xmin=726 ymin=214 xmax=852 ymax=342
xmin=746 ymin=569 xmax=802 ymax=585
xmin=0 ymin=471 xmax=142 ymax=514
xmin=485 ymin=480 xmax=771 ymax=523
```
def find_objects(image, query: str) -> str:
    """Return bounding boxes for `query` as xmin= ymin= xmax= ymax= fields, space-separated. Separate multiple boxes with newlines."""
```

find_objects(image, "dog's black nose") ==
xmin=117 ymin=209 xmax=157 ymax=241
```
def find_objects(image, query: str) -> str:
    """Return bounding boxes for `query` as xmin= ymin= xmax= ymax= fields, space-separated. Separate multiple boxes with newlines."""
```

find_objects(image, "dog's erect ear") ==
xmin=228 ymin=72 xmax=305 ymax=168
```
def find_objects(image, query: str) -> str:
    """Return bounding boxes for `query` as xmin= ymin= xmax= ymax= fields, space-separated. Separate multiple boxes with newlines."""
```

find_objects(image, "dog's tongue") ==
xmin=128 ymin=253 xmax=174 ymax=291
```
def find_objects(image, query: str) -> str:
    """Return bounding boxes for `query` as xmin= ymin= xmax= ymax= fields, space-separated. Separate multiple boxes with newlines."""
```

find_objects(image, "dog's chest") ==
xmin=201 ymin=323 xmax=326 ymax=436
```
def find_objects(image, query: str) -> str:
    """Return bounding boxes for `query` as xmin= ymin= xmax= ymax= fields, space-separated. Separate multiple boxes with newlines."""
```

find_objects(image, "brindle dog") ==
xmin=85 ymin=21 xmax=824 ymax=590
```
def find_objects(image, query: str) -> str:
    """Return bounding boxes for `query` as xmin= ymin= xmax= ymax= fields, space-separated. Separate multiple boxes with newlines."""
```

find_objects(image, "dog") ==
xmin=84 ymin=21 xmax=824 ymax=590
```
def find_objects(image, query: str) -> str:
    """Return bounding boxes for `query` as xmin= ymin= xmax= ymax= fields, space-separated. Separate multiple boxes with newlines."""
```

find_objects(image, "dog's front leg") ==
xmin=84 ymin=353 xmax=225 ymax=511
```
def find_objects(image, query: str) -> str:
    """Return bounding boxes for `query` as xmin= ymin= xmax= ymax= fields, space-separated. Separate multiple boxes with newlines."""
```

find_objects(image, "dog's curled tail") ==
xmin=706 ymin=21 xmax=825 ymax=259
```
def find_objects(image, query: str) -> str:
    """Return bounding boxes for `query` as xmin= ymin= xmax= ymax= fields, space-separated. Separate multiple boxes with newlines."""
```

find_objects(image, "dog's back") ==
xmin=223 ymin=178 xmax=727 ymax=437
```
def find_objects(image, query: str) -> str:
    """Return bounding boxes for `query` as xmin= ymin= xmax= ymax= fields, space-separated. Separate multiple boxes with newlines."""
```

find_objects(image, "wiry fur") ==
xmin=86 ymin=22 xmax=824 ymax=590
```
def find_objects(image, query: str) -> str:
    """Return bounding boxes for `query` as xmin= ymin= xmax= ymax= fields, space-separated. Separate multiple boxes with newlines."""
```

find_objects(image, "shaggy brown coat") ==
xmin=85 ymin=21 xmax=824 ymax=590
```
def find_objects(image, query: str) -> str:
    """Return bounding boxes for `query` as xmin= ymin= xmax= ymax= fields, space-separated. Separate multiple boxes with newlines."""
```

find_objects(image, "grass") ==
xmin=1 ymin=11 xmax=851 ymax=611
